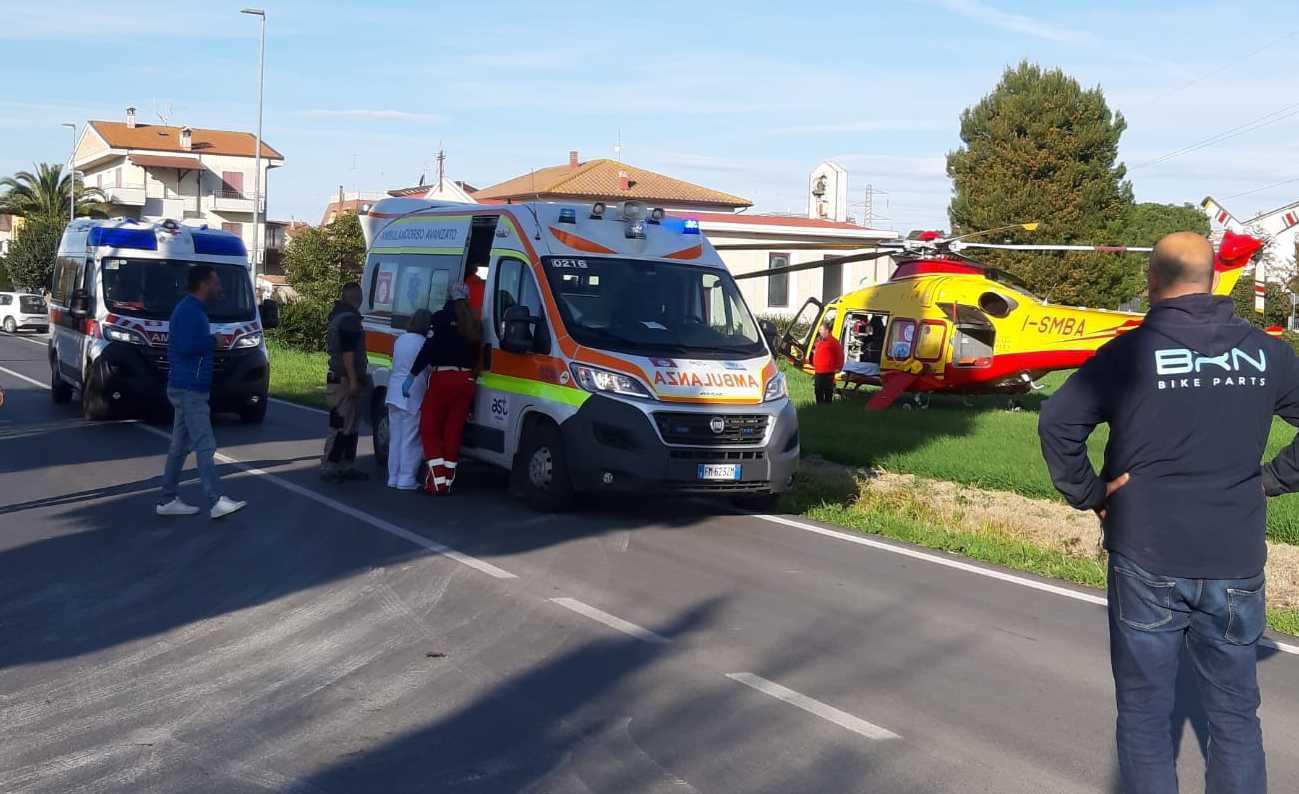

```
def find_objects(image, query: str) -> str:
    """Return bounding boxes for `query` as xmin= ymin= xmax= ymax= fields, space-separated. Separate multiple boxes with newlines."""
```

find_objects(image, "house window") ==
xmin=222 ymin=222 xmax=243 ymax=237
xmin=767 ymin=252 xmax=790 ymax=309
xmin=221 ymin=171 xmax=244 ymax=198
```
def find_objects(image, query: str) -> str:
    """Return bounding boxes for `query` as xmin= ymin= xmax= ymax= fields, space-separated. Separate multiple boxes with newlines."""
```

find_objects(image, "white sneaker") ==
xmin=156 ymin=498 xmax=201 ymax=517
xmin=210 ymin=496 xmax=247 ymax=520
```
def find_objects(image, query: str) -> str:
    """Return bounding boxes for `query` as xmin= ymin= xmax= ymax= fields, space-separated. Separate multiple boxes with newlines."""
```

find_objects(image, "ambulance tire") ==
xmin=371 ymin=390 xmax=390 ymax=469
xmin=50 ymin=358 xmax=73 ymax=405
xmin=239 ymin=399 xmax=268 ymax=425
xmin=515 ymin=419 xmax=574 ymax=512
xmin=80 ymin=367 xmax=113 ymax=421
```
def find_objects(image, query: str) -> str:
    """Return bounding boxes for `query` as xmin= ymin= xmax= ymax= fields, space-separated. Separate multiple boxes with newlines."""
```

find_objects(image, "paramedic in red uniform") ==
xmin=409 ymin=282 xmax=482 ymax=494
xmin=811 ymin=319 xmax=844 ymax=404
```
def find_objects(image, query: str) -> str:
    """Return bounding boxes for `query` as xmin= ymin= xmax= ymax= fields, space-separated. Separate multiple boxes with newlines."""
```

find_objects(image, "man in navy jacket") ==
xmin=1040 ymin=232 xmax=1299 ymax=793
xmin=157 ymin=265 xmax=246 ymax=520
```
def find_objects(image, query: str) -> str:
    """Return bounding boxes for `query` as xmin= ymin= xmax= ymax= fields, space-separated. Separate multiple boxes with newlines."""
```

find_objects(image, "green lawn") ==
xmin=267 ymin=340 xmax=329 ymax=410
xmin=787 ymin=365 xmax=1299 ymax=546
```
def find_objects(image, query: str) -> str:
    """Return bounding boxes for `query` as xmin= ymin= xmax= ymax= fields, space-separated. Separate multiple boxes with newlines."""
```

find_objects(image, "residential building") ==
xmin=473 ymin=151 xmax=751 ymax=211
xmin=320 ymin=191 xmax=390 ymax=225
xmin=0 ymin=214 xmax=21 ymax=257
xmin=687 ymin=212 xmax=897 ymax=316
xmin=72 ymin=107 xmax=284 ymax=266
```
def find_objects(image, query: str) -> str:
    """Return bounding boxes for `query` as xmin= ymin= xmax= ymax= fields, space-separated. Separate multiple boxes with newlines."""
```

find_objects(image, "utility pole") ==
xmin=435 ymin=148 xmax=446 ymax=192
xmin=240 ymin=8 xmax=266 ymax=280
xmin=61 ymin=123 xmax=77 ymax=222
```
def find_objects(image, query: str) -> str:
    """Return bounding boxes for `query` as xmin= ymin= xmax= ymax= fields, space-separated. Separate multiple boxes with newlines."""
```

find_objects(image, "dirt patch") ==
xmin=801 ymin=457 xmax=1299 ymax=610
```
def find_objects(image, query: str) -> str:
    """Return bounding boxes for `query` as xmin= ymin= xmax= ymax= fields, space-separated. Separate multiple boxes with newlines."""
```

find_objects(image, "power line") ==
xmin=1144 ymin=28 xmax=1298 ymax=105
xmin=1222 ymin=175 xmax=1299 ymax=201
xmin=1130 ymin=99 xmax=1299 ymax=170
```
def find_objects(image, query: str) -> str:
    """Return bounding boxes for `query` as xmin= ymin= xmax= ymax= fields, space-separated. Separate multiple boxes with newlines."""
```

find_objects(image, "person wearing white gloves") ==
xmin=385 ymin=309 xmax=433 ymax=490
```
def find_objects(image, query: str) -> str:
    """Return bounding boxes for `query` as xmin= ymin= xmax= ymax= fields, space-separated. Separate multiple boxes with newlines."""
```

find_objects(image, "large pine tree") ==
xmin=947 ymin=62 xmax=1135 ymax=308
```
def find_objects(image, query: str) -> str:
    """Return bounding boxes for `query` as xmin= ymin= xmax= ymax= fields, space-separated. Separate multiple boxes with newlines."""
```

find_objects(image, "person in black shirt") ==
xmin=1039 ymin=232 xmax=1299 ymax=793
xmin=410 ymin=282 xmax=481 ymax=494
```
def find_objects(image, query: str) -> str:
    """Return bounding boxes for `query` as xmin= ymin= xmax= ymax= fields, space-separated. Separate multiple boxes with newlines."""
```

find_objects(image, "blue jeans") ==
xmin=161 ymin=387 xmax=221 ymax=506
xmin=1108 ymin=551 xmax=1267 ymax=793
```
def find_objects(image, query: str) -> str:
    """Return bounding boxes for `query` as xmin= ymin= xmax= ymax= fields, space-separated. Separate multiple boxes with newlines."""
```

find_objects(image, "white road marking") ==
xmin=2 ymin=332 xmax=48 ymax=348
xmin=550 ymin=597 xmax=669 ymax=644
xmin=752 ymin=513 xmax=1299 ymax=657
xmin=0 ymin=363 xmax=47 ymax=389
xmin=726 ymin=672 xmax=900 ymax=741
xmin=0 ymin=358 xmax=517 ymax=581
xmin=130 ymin=422 xmax=517 ymax=580
xmin=269 ymin=397 xmax=327 ymax=415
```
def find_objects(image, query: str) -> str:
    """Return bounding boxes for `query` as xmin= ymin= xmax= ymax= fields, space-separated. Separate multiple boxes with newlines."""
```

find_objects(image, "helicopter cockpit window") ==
xmin=886 ymin=319 xmax=917 ymax=361
xmin=978 ymin=291 xmax=1016 ymax=318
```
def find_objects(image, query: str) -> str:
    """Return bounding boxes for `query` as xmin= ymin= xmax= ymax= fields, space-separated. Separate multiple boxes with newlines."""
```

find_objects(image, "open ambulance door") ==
xmin=781 ymin=297 xmax=823 ymax=370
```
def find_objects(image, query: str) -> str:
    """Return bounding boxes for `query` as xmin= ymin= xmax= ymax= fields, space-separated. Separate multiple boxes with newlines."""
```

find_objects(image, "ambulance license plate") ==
xmin=698 ymin=464 xmax=741 ymax=481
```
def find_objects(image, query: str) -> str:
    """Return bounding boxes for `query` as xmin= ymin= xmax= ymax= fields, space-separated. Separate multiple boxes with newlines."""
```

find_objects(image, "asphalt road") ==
xmin=3 ymin=329 xmax=1299 ymax=794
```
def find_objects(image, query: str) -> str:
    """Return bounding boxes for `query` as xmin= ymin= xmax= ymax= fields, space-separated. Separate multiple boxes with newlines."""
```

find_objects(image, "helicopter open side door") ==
xmin=780 ymin=297 xmax=824 ymax=369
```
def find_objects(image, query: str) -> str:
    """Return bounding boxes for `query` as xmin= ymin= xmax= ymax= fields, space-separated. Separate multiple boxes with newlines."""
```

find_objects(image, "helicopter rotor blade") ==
xmin=732 ymin=249 xmax=897 ymax=281
xmin=957 ymin=242 xmax=1154 ymax=254
xmin=712 ymin=242 xmax=895 ymax=251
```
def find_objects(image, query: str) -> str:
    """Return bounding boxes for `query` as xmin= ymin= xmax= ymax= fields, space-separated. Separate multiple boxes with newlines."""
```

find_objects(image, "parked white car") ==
xmin=0 ymin=292 xmax=49 ymax=334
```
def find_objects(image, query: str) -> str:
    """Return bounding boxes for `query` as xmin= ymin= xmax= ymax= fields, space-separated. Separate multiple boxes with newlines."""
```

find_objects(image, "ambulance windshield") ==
xmin=102 ymin=258 xmax=255 ymax=322
xmin=543 ymin=257 xmax=766 ymax=360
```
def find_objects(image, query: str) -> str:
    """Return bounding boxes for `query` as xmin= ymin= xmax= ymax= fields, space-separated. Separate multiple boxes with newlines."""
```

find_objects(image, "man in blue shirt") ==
xmin=156 ymin=265 xmax=246 ymax=519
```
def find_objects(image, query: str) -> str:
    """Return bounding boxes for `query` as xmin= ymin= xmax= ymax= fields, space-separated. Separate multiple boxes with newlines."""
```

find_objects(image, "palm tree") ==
xmin=0 ymin=162 xmax=109 ymax=223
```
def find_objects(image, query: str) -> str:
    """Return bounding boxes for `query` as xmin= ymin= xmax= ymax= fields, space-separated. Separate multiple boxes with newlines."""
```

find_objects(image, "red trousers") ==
xmin=420 ymin=370 xmax=475 ymax=493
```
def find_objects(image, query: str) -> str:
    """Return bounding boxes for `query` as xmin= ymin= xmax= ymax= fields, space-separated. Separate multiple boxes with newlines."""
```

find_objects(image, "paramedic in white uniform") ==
xmin=385 ymin=309 xmax=433 ymax=490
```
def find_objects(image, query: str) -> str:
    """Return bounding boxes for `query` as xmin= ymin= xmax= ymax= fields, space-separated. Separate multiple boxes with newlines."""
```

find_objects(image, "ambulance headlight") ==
xmin=763 ymin=371 xmax=788 ymax=402
xmin=571 ymin=363 xmax=653 ymax=399
xmin=234 ymin=332 xmax=263 ymax=349
xmin=103 ymin=325 xmax=147 ymax=345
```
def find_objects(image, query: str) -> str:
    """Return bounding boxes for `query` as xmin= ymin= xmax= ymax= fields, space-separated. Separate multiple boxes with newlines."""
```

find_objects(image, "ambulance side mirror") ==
xmin=259 ymin=299 xmax=280 ymax=330
xmin=759 ymin=319 xmax=780 ymax=353
xmin=500 ymin=304 xmax=539 ymax=354
xmin=69 ymin=289 xmax=90 ymax=317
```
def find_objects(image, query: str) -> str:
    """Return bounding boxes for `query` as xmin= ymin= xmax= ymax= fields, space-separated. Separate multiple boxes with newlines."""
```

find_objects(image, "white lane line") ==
xmin=0 ymin=361 xmax=517 ymax=581
xmin=2 ymin=332 xmax=48 ymax=348
xmin=549 ymin=597 xmax=669 ymax=644
xmin=0 ymin=364 xmax=47 ymax=389
xmin=726 ymin=673 xmax=900 ymax=741
xmin=129 ymin=423 xmax=516 ymax=579
xmin=269 ymin=397 xmax=327 ymax=415
xmin=752 ymin=513 xmax=1299 ymax=657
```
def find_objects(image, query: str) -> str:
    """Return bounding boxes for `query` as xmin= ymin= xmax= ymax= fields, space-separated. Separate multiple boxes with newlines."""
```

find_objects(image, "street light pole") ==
xmin=60 ymin=123 xmax=76 ymax=222
xmin=241 ymin=8 xmax=266 ymax=282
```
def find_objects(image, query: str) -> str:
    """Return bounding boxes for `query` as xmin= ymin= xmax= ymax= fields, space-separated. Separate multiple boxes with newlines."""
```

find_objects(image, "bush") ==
xmin=757 ymin=312 xmax=810 ymax=343
xmin=269 ymin=298 xmax=332 ymax=352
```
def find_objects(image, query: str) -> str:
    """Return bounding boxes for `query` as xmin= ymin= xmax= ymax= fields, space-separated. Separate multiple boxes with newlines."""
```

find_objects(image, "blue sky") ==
xmin=4 ymin=0 xmax=1298 ymax=231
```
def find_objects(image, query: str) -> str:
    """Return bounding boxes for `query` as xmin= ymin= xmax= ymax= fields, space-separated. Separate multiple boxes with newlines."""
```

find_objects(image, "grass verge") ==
xmin=267 ymin=340 xmax=329 ymax=410
xmin=780 ymin=464 xmax=1299 ymax=638
xmin=784 ymin=364 xmax=1299 ymax=546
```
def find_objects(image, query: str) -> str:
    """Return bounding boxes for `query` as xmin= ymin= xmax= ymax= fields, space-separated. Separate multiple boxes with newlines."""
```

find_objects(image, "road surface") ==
xmin=2 ymin=329 xmax=1299 ymax=793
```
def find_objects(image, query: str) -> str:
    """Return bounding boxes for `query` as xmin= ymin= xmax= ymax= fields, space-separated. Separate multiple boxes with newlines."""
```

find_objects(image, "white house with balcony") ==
xmin=72 ymin=107 xmax=283 ymax=265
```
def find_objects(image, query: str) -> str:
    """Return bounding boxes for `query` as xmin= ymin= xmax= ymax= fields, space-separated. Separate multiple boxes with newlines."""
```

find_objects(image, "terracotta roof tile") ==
xmin=474 ymin=159 xmax=750 ymax=208
xmin=90 ymin=121 xmax=282 ymax=159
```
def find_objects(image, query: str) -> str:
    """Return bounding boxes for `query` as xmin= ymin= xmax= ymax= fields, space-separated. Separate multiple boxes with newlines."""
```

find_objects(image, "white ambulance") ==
xmin=358 ymin=198 xmax=799 ymax=509
xmin=48 ymin=218 xmax=279 ymax=421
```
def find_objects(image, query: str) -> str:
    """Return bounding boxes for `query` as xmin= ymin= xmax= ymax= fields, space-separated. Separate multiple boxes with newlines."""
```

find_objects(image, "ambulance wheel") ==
xmin=50 ymin=360 xmax=73 ymax=405
xmin=239 ymin=399 xmax=268 ymax=425
xmin=371 ymin=391 xmax=390 ymax=469
xmin=515 ymin=420 xmax=574 ymax=512
xmin=80 ymin=371 xmax=112 ymax=421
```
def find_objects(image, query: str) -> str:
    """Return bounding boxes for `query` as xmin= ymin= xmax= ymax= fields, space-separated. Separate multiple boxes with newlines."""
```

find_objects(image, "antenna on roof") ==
xmin=614 ymin=128 xmax=623 ymax=160
xmin=154 ymin=99 xmax=173 ymax=126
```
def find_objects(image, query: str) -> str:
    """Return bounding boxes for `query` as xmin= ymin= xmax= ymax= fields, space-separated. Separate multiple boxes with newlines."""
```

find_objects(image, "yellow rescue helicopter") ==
xmin=725 ymin=226 xmax=1265 ymax=410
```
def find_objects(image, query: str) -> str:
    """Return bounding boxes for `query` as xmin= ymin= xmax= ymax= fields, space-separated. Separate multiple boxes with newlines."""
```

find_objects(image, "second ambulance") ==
xmin=359 ymin=198 xmax=799 ymax=509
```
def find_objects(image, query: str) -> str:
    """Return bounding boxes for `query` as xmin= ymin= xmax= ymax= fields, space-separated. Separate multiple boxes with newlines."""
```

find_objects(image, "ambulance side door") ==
xmin=467 ymin=253 xmax=549 ymax=467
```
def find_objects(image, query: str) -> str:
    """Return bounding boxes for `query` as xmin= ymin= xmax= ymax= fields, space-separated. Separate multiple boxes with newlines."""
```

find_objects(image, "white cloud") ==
xmin=931 ymin=0 xmax=1092 ymax=44
xmin=303 ymin=109 xmax=446 ymax=124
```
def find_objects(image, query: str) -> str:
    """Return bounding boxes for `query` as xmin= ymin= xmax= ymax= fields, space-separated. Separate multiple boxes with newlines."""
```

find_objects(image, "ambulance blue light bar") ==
xmin=192 ymin=231 xmax=247 ymax=256
xmin=558 ymin=208 xmax=577 ymax=224
xmin=683 ymin=219 xmax=701 ymax=235
xmin=88 ymin=227 xmax=158 ymax=250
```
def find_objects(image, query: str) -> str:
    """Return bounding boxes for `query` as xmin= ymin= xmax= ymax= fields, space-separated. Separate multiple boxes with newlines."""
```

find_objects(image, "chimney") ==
xmin=126 ymin=106 xmax=137 ymax=129
xmin=569 ymin=150 xmax=579 ymax=170
xmin=618 ymin=170 xmax=630 ymax=191
xmin=179 ymin=126 xmax=192 ymax=151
